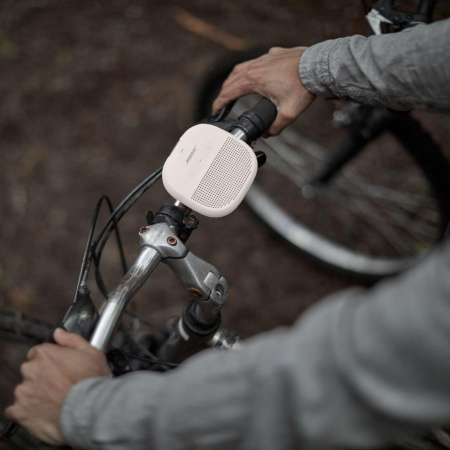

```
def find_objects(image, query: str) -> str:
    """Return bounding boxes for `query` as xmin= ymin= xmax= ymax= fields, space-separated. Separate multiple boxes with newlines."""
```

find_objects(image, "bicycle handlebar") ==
xmin=209 ymin=96 xmax=278 ymax=142
xmin=90 ymin=235 xmax=163 ymax=352
xmin=233 ymin=97 xmax=278 ymax=142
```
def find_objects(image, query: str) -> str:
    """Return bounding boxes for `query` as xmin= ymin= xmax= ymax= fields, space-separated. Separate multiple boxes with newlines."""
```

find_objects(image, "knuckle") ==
xmin=5 ymin=405 xmax=17 ymax=421
xmin=230 ymin=62 xmax=245 ymax=74
xmin=20 ymin=361 xmax=35 ymax=380
xmin=28 ymin=343 xmax=46 ymax=358
xmin=245 ymin=65 xmax=260 ymax=84
xmin=14 ymin=383 xmax=26 ymax=399
xmin=4 ymin=405 xmax=12 ymax=417
xmin=26 ymin=345 xmax=37 ymax=360
xmin=232 ymin=62 xmax=242 ymax=72
xmin=37 ymin=343 xmax=51 ymax=356
xmin=20 ymin=361 xmax=28 ymax=377
xmin=268 ymin=46 xmax=283 ymax=54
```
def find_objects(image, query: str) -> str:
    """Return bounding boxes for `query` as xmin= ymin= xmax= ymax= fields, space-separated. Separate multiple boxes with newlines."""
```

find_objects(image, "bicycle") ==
xmin=1 ymin=95 xmax=450 ymax=450
xmin=1 ymin=1 xmax=450 ymax=449
xmin=0 ymin=98 xmax=274 ymax=448
xmin=195 ymin=0 xmax=450 ymax=282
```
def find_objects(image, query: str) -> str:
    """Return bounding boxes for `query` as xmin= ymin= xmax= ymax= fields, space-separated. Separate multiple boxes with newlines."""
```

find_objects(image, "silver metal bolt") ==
xmin=167 ymin=236 xmax=177 ymax=246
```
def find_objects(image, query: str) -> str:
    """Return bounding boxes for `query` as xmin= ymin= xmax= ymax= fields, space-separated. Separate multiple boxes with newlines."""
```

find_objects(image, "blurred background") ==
xmin=0 ymin=0 xmax=449 ymax=343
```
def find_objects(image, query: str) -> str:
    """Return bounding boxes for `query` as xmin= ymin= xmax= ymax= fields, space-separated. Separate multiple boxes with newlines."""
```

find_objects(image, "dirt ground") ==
xmin=0 ymin=0 xmax=374 ymax=337
xmin=0 ymin=1 xmax=450 ymax=447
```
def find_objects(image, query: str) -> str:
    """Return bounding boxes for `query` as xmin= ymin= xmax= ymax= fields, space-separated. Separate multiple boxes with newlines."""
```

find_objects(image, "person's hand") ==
xmin=212 ymin=46 xmax=316 ymax=136
xmin=5 ymin=328 xmax=110 ymax=446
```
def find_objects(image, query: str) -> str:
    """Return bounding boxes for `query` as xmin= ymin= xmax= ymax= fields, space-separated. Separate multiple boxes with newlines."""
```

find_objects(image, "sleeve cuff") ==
xmin=299 ymin=39 xmax=343 ymax=99
xmin=60 ymin=377 xmax=112 ymax=450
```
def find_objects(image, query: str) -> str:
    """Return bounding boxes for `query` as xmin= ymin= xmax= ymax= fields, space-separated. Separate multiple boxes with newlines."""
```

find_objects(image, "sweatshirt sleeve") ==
xmin=299 ymin=18 xmax=450 ymax=111
xmin=60 ymin=243 xmax=450 ymax=450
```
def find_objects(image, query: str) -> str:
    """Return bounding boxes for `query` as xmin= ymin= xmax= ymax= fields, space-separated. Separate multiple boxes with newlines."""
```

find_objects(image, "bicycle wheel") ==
xmin=196 ymin=51 xmax=450 ymax=281
xmin=0 ymin=310 xmax=53 ymax=450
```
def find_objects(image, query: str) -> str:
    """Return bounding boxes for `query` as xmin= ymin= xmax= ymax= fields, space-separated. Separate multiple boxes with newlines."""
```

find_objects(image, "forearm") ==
xmin=300 ymin=18 xmax=450 ymax=111
xmin=61 ymin=244 xmax=450 ymax=450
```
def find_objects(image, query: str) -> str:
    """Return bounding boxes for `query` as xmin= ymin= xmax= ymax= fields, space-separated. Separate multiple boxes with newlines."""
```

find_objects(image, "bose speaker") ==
xmin=163 ymin=123 xmax=258 ymax=218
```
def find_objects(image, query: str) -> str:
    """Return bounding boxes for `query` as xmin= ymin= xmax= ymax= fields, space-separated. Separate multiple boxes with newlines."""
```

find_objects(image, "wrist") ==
xmin=298 ymin=41 xmax=339 ymax=99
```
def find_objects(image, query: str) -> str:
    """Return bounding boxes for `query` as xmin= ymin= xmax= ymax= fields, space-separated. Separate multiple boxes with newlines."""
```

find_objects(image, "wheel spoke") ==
xmin=332 ymin=176 xmax=440 ymax=236
xmin=326 ymin=190 xmax=428 ymax=255
xmin=215 ymin=95 xmax=448 ymax=277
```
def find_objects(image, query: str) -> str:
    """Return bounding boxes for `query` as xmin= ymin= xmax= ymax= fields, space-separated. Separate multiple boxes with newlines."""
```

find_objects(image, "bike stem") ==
xmin=90 ymin=204 xmax=230 ymax=357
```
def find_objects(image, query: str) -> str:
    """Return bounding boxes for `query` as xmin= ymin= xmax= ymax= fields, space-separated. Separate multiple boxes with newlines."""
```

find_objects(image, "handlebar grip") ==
xmin=235 ymin=97 xmax=277 ymax=141
xmin=249 ymin=97 xmax=278 ymax=131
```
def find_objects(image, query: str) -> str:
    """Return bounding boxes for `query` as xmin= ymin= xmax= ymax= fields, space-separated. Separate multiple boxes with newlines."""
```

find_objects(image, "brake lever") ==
xmin=209 ymin=100 xmax=236 ymax=122
xmin=199 ymin=101 xmax=236 ymax=132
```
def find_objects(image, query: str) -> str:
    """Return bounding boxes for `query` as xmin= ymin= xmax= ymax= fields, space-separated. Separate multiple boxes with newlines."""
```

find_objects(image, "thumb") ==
xmin=53 ymin=327 xmax=92 ymax=350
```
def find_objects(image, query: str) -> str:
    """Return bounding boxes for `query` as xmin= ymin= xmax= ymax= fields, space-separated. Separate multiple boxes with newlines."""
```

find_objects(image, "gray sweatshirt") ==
xmin=61 ymin=18 xmax=450 ymax=450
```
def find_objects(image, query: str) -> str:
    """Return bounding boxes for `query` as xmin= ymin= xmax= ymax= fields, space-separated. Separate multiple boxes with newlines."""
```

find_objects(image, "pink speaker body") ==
xmin=163 ymin=124 xmax=258 ymax=217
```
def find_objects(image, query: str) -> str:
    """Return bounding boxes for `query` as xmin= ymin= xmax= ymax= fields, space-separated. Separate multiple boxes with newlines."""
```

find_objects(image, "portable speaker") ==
xmin=162 ymin=123 xmax=258 ymax=217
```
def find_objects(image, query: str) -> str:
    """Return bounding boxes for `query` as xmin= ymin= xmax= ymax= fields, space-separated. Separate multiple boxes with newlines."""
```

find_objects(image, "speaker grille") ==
xmin=191 ymin=137 xmax=254 ymax=209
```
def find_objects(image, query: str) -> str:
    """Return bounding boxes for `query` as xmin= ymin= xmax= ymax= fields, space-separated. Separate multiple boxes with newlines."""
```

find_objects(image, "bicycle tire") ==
xmin=196 ymin=50 xmax=450 ymax=281
xmin=0 ymin=310 xmax=54 ymax=450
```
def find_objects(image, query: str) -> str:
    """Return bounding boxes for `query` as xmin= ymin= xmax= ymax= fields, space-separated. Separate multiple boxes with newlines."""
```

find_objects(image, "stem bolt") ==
xmin=167 ymin=236 xmax=177 ymax=246
xmin=189 ymin=287 xmax=203 ymax=298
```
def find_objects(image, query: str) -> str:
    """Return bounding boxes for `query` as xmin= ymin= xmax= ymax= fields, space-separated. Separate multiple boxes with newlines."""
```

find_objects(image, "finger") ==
xmin=225 ymin=60 xmax=249 ymax=78
xmin=267 ymin=118 xmax=289 ymax=137
xmin=221 ymin=60 xmax=254 ymax=88
xmin=4 ymin=404 xmax=17 ymax=422
xmin=212 ymin=71 xmax=261 ymax=114
xmin=222 ymin=56 xmax=263 ymax=85
xmin=265 ymin=104 xmax=298 ymax=136
xmin=212 ymin=76 xmax=249 ymax=113
xmin=212 ymin=85 xmax=251 ymax=114
xmin=212 ymin=59 xmax=263 ymax=113
xmin=27 ymin=345 xmax=38 ymax=361
xmin=52 ymin=328 xmax=91 ymax=351
xmin=267 ymin=101 xmax=308 ymax=137
xmin=20 ymin=361 xmax=37 ymax=380
xmin=26 ymin=343 xmax=50 ymax=361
